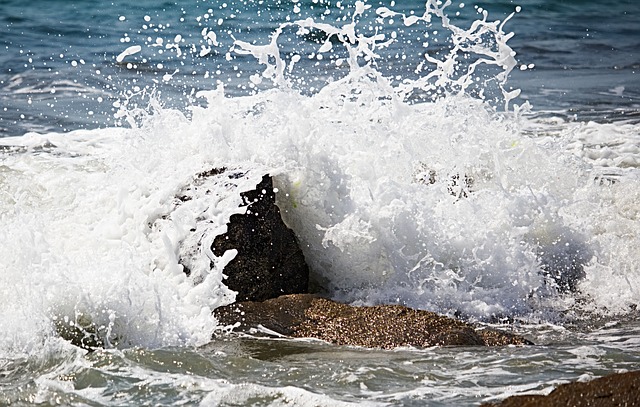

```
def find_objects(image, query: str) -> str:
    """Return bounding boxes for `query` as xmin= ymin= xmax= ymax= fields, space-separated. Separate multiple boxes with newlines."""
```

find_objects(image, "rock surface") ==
xmin=174 ymin=168 xmax=309 ymax=302
xmin=156 ymin=167 xmax=531 ymax=350
xmin=481 ymin=370 xmax=640 ymax=407
xmin=214 ymin=294 xmax=532 ymax=348
xmin=210 ymin=173 xmax=309 ymax=302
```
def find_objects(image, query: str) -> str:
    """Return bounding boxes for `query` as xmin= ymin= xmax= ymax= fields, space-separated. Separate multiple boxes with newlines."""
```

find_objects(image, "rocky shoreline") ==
xmin=482 ymin=370 xmax=640 ymax=407
xmin=203 ymin=171 xmax=640 ymax=405
xmin=54 ymin=169 xmax=639 ymax=405
xmin=197 ymin=169 xmax=531 ymax=348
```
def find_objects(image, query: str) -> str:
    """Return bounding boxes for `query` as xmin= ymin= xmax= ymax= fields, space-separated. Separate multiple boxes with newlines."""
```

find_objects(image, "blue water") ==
xmin=1 ymin=0 xmax=638 ymax=136
xmin=1 ymin=1 xmax=640 ymax=406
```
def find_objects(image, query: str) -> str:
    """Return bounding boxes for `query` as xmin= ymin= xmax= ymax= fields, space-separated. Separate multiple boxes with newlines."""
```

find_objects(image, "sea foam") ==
xmin=1 ymin=0 xmax=639 ymax=352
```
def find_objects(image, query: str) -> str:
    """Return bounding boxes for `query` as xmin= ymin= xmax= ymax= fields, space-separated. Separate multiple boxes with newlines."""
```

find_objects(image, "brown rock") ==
xmin=214 ymin=294 xmax=532 ymax=348
xmin=481 ymin=370 xmax=640 ymax=407
xmin=476 ymin=328 xmax=535 ymax=347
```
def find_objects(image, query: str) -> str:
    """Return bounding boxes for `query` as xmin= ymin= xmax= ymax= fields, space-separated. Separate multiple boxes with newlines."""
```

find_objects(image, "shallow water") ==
xmin=1 ymin=0 xmax=639 ymax=405
xmin=3 ymin=321 xmax=640 ymax=406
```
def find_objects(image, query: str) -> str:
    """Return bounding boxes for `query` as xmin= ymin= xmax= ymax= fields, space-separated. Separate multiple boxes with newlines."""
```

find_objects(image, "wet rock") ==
xmin=413 ymin=165 xmax=474 ymax=199
xmin=214 ymin=294 xmax=532 ymax=348
xmin=211 ymin=174 xmax=309 ymax=302
xmin=538 ymin=236 xmax=590 ymax=293
xmin=54 ymin=313 xmax=108 ymax=350
xmin=481 ymin=370 xmax=640 ymax=407
xmin=170 ymin=168 xmax=309 ymax=302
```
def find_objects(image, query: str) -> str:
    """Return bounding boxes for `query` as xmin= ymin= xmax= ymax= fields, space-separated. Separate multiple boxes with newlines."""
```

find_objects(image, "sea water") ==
xmin=1 ymin=0 xmax=639 ymax=405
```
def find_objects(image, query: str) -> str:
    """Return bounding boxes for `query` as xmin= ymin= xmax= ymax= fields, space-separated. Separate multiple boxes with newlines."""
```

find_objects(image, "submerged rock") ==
xmin=415 ymin=165 xmax=590 ymax=294
xmin=54 ymin=313 xmax=109 ymax=349
xmin=214 ymin=294 xmax=532 ymax=348
xmin=57 ymin=168 xmax=309 ymax=350
xmin=481 ymin=370 xmax=640 ymax=407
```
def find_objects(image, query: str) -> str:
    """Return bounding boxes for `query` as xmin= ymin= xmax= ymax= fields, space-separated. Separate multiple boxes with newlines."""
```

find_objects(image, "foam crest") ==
xmin=223 ymin=0 xmax=522 ymax=112
xmin=2 ymin=81 xmax=639 ymax=352
xmin=0 ymin=124 xmax=263 ymax=350
xmin=189 ymin=81 xmax=634 ymax=321
xmin=376 ymin=0 xmax=521 ymax=108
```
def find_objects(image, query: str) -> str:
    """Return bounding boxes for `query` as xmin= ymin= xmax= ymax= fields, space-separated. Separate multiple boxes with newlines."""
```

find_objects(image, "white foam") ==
xmin=199 ymin=382 xmax=375 ymax=406
xmin=1 ymin=1 xmax=640 ymax=353
xmin=0 ymin=125 xmax=264 ymax=350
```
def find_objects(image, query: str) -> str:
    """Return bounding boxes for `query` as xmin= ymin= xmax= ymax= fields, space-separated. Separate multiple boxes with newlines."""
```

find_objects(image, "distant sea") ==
xmin=1 ymin=1 xmax=639 ymax=406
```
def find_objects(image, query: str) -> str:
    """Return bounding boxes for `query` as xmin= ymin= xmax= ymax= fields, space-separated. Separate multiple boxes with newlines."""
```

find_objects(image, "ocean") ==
xmin=1 ymin=0 xmax=639 ymax=405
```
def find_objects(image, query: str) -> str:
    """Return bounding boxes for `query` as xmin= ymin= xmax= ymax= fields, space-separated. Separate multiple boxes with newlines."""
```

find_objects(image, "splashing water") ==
xmin=0 ymin=0 xmax=639 ymax=356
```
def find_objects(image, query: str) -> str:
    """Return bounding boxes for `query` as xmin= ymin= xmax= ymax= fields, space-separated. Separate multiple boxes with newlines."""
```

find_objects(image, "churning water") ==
xmin=1 ymin=0 xmax=639 ymax=405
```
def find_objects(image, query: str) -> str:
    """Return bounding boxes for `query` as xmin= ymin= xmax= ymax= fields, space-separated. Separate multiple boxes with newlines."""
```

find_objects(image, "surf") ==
xmin=0 ymin=0 xmax=639 ymax=355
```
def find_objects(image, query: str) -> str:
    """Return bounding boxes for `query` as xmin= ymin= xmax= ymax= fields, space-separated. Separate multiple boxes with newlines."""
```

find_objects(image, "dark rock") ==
xmin=214 ymin=294 xmax=532 ymax=348
xmin=211 ymin=174 xmax=309 ymax=302
xmin=538 ymin=236 xmax=590 ymax=293
xmin=153 ymin=166 xmax=309 ymax=300
xmin=475 ymin=328 xmax=533 ymax=347
xmin=54 ymin=313 xmax=107 ymax=350
xmin=481 ymin=370 xmax=640 ymax=407
xmin=413 ymin=165 xmax=474 ymax=199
